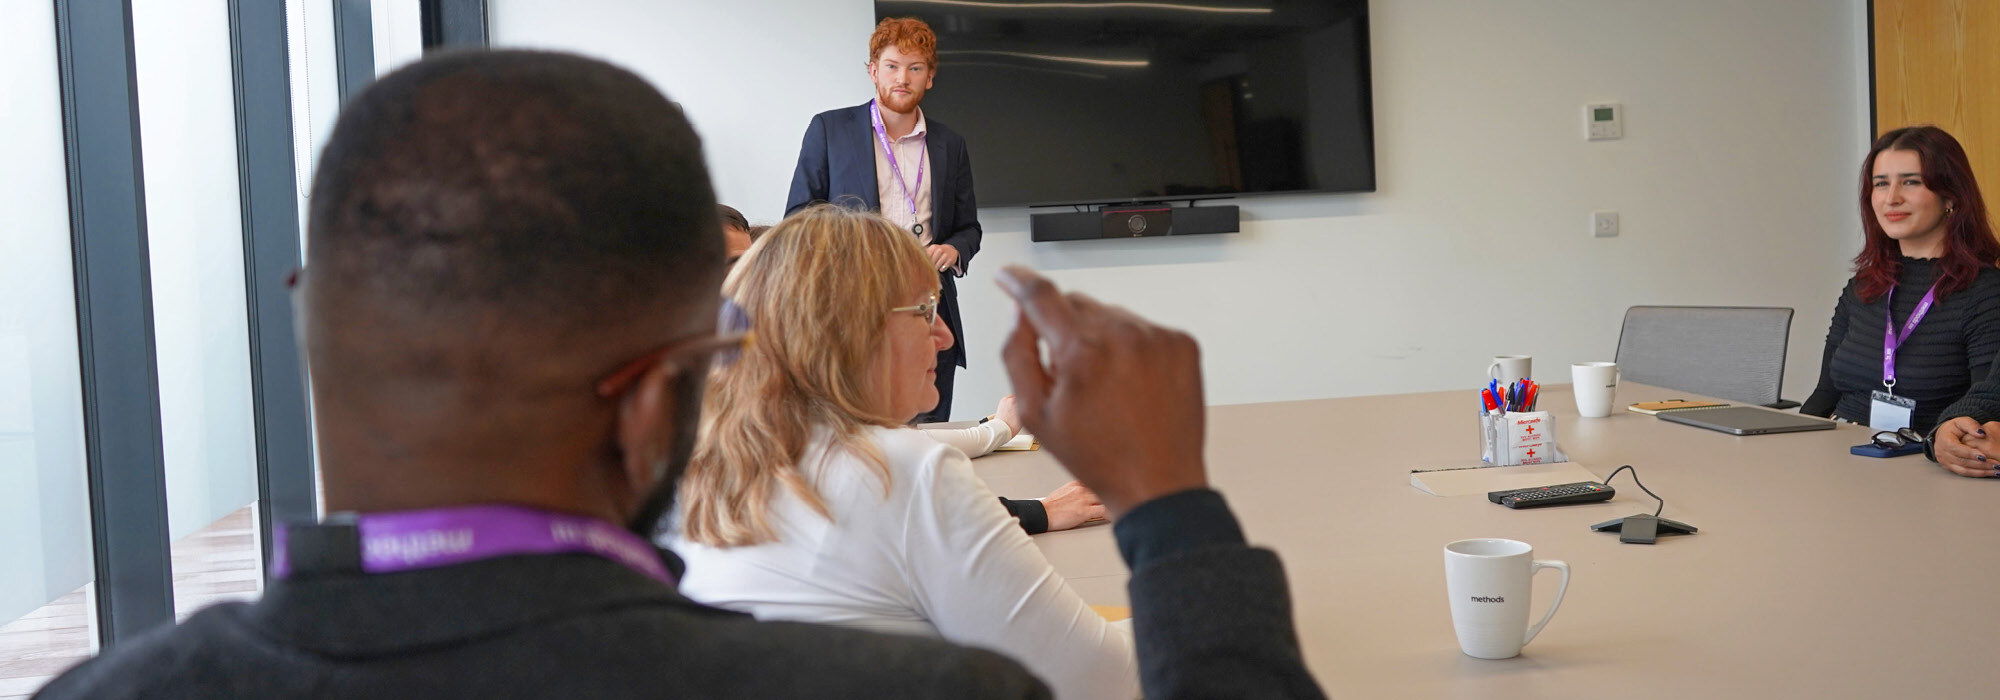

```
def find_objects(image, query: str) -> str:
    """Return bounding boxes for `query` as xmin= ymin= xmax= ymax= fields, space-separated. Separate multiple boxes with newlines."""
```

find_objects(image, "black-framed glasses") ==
xmin=1871 ymin=427 xmax=1926 ymax=449
xmin=889 ymin=292 xmax=940 ymax=325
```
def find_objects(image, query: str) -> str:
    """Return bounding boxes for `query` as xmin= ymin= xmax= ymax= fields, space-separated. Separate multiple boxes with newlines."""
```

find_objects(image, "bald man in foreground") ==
xmin=35 ymin=51 xmax=1322 ymax=699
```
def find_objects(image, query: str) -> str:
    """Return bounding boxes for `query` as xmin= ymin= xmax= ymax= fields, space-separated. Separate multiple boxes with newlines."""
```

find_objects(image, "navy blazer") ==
xmin=786 ymin=101 xmax=981 ymax=368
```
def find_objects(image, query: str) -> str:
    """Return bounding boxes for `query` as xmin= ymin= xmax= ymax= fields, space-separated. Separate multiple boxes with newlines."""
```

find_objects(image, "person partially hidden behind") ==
xmin=718 ymin=204 xmax=754 ymax=263
xmin=788 ymin=17 xmax=978 ymax=423
xmin=925 ymin=394 xmax=1106 ymax=533
xmin=33 ymin=50 xmax=1323 ymax=699
xmin=1801 ymin=125 xmax=2000 ymax=437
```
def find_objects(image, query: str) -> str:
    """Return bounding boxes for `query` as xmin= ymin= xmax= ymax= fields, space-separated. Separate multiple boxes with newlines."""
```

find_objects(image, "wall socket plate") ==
xmin=1593 ymin=210 xmax=1620 ymax=238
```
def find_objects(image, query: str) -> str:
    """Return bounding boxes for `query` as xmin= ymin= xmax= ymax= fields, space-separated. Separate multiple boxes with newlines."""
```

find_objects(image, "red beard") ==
xmin=876 ymin=85 xmax=923 ymax=114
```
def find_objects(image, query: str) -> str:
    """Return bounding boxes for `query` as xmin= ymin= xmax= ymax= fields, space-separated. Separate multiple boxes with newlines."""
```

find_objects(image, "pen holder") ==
xmin=1481 ymin=411 xmax=1567 ymax=466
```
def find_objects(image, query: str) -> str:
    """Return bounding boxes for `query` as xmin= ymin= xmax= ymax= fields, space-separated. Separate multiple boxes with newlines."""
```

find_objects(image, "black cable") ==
xmin=1603 ymin=464 xmax=1664 ymax=517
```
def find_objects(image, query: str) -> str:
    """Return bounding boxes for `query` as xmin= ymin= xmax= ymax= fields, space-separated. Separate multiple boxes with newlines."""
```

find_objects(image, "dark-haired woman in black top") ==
xmin=1801 ymin=126 xmax=2000 ymax=434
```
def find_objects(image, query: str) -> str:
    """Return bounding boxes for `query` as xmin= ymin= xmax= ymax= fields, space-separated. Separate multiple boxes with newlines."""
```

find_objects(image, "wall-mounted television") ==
xmin=875 ymin=0 xmax=1374 ymax=208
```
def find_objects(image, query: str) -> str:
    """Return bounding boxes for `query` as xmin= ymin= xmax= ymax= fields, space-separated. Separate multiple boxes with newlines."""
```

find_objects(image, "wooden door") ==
xmin=1874 ymin=0 xmax=2000 ymax=193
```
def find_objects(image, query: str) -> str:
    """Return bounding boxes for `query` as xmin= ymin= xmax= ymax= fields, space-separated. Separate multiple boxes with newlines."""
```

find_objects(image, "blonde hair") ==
xmin=679 ymin=205 xmax=938 ymax=546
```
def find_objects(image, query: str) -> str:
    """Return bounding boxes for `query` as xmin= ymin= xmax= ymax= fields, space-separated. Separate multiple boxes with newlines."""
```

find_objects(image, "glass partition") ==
xmin=0 ymin=0 xmax=99 ymax=694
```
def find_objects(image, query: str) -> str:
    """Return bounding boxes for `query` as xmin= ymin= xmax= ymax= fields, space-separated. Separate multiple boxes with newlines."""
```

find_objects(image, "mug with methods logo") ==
xmin=1443 ymin=538 xmax=1570 ymax=659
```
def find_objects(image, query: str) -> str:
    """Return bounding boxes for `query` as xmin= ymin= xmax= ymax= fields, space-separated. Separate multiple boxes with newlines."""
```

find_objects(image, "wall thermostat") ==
xmin=1586 ymin=102 xmax=1622 ymax=141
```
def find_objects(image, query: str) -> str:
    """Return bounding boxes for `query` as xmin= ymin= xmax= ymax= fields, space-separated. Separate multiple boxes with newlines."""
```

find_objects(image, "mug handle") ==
xmin=1488 ymin=360 xmax=1502 ymax=382
xmin=1521 ymin=559 xmax=1569 ymax=646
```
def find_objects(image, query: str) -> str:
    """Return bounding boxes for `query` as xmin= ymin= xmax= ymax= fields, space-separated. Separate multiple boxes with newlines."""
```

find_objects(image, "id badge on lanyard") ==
xmin=1873 ymin=282 xmax=1938 ymax=431
xmin=1870 ymin=390 xmax=1915 ymax=431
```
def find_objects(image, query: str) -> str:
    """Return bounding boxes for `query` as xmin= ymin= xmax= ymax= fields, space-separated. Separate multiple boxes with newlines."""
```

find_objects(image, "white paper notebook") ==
xmin=994 ymin=431 xmax=1039 ymax=451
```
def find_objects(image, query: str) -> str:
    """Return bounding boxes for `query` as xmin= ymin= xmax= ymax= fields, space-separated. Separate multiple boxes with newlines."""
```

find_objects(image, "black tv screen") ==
xmin=875 ymin=0 xmax=1374 ymax=207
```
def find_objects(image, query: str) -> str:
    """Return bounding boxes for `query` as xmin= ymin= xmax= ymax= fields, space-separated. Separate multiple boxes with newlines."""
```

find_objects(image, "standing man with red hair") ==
xmin=787 ymin=17 xmax=980 ymax=425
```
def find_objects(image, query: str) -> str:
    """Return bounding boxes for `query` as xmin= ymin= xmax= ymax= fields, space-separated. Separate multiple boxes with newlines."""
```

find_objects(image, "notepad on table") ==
xmin=1627 ymin=399 xmax=1729 ymax=415
xmin=994 ymin=432 xmax=1039 ymax=451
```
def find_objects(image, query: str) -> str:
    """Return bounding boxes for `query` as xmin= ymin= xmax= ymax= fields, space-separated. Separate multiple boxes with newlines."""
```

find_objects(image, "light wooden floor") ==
xmin=0 ymin=505 xmax=261 ymax=699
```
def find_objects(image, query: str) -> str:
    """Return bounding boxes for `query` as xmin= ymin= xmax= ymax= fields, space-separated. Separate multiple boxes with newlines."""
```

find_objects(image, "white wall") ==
xmin=492 ymin=0 xmax=1869 ymax=419
xmin=0 ymin=0 xmax=93 ymax=626
xmin=492 ymin=0 xmax=875 ymax=226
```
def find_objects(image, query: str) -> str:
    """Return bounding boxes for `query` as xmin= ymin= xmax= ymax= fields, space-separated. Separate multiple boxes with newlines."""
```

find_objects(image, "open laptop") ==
xmin=1658 ymin=406 xmax=1837 ymax=435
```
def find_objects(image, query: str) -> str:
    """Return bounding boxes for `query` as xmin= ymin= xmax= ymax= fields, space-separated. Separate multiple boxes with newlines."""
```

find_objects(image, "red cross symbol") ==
xmin=1525 ymin=425 xmax=1536 ymax=434
xmin=1526 ymin=448 xmax=1537 ymax=457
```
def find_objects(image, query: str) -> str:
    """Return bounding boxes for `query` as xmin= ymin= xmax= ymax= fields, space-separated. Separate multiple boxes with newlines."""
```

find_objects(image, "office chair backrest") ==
xmin=1615 ymin=306 xmax=1795 ymax=407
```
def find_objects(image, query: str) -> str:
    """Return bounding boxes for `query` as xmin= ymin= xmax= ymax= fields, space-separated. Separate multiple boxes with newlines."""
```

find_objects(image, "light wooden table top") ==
xmin=966 ymin=382 xmax=2000 ymax=699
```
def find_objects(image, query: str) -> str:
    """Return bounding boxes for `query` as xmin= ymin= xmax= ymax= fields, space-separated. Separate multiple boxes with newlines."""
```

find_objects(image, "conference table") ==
xmin=965 ymin=382 xmax=2000 ymax=698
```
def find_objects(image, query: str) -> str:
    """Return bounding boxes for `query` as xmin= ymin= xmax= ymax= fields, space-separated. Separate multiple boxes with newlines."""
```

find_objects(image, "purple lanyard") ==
xmin=270 ymin=504 xmax=675 ymax=587
xmin=868 ymin=99 xmax=926 ymax=226
xmin=1882 ymin=282 xmax=1940 ymax=388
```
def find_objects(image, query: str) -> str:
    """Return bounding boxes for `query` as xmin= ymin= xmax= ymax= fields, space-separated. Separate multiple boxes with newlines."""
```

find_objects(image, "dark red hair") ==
xmin=1852 ymin=125 xmax=1999 ymax=303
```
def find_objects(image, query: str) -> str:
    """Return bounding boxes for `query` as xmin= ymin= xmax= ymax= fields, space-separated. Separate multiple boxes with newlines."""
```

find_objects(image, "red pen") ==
xmin=1482 ymin=388 xmax=1499 ymax=414
xmin=1523 ymin=383 xmax=1540 ymax=412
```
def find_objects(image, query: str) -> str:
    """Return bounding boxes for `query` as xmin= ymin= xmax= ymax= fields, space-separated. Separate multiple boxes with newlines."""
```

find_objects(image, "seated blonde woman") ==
xmin=670 ymin=205 xmax=1138 ymax=700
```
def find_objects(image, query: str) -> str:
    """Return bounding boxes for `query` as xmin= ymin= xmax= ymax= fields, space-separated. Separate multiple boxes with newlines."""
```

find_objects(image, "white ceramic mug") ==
xmin=1443 ymin=538 xmax=1570 ymax=659
xmin=1488 ymin=355 xmax=1532 ymax=387
xmin=1571 ymin=362 xmax=1620 ymax=418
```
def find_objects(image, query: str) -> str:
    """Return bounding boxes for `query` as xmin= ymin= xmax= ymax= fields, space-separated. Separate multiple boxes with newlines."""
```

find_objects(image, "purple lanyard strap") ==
xmin=271 ymin=504 xmax=675 ymax=587
xmin=869 ymin=99 xmax=927 ymax=226
xmin=1883 ymin=282 xmax=1940 ymax=389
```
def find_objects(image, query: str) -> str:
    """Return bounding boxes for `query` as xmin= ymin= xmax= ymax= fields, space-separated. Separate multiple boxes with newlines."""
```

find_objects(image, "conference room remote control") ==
xmin=1487 ymin=481 xmax=1615 ymax=509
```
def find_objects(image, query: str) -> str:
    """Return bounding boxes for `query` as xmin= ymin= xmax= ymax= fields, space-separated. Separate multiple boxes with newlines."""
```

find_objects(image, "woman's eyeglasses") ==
xmin=889 ymin=292 xmax=940 ymax=325
xmin=1871 ymin=427 xmax=1926 ymax=449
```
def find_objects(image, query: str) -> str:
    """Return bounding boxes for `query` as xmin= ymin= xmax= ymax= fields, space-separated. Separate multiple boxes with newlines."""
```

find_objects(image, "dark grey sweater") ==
xmin=1801 ymin=258 xmax=2000 ymax=432
xmin=34 ymin=490 xmax=1323 ymax=700
xmin=1936 ymin=330 xmax=2000 ymax=436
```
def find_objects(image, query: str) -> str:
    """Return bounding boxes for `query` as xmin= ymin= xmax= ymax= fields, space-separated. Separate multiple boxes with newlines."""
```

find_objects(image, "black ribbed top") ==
xmin=1802 ymin=258 xmax=2000 ymax=432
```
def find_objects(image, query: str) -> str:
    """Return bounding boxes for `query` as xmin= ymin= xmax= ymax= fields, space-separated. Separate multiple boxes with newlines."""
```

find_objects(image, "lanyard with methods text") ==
xmin=270 ymin=504 xmax=676 ymax=587
xmin=1882 ymin=282 xmax=1940 ymax=390
xmin=869 ymin=99 xmax=927 ymax=236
